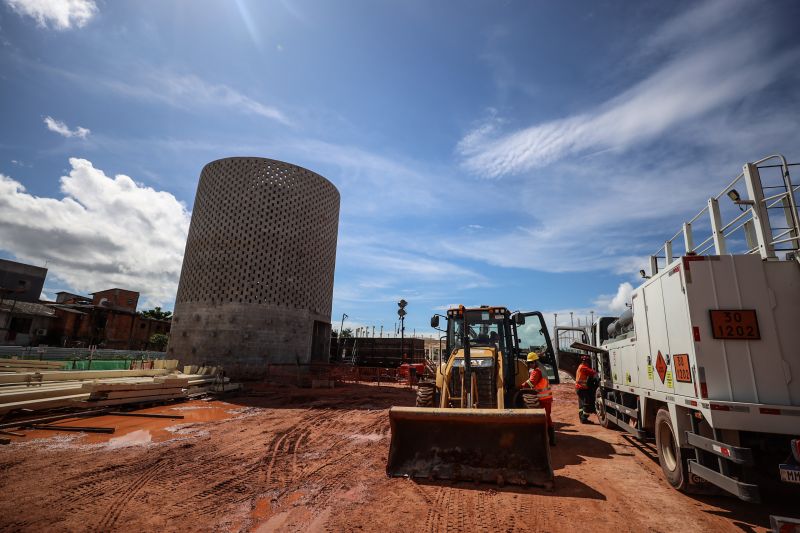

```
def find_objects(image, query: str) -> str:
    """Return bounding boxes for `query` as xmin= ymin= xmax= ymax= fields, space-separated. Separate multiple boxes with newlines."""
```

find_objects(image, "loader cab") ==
xmin=440 ymin=307 xmax=559 ymax=395
xmin=445 ymin=307 xmax=512 ymax=354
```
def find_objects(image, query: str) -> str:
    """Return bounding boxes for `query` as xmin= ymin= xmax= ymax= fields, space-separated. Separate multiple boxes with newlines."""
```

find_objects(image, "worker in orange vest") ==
xmin=523 ymin=352 xmax=556 ymax=446
xmin=576 ymin=355 xmax=599 ymax=423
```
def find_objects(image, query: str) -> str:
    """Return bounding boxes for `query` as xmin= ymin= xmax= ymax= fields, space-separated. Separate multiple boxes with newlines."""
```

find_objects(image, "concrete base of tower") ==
xmin=166 ymin=301 xmax=332 ymax=380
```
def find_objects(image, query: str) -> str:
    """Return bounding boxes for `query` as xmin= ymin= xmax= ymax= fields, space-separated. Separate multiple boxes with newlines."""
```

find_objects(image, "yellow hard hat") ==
xmin=527 ymin=352 xmax=539 ymax=362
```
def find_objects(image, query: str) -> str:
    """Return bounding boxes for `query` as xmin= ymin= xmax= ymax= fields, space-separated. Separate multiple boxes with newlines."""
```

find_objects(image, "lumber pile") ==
xmin=0 ymin=358 xmax=66 ymax=372
xmin=0 ymin=366 xmax=239 ymax=415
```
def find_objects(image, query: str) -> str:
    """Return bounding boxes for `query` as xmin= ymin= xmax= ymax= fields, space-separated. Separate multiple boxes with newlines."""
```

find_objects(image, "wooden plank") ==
xmin=89 ymin=388 xmax=185 ymax=400
xmin=0 ymin=393 xmax=91 ymax=414
xmin=82 ymin=379 xmax=189 ymax=392
xmin=0 ymin=369 xmax=168 ymax=384
xmin=0 ymin=386 xmax=91 ymax=404
xmin=78 ymin=392 xmax=187 ymax=407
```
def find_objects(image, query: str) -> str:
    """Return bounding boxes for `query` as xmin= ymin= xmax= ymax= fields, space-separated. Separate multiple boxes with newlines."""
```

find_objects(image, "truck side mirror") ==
xmin=430 ymin=315 xmax=439 ymax=328
xmin=515 ymin=313 xmax=525 ymax=325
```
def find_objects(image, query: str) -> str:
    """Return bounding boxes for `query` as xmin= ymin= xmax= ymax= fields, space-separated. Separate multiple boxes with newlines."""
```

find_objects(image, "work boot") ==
xmin=548 ymin=426 xmax=556 ymax=446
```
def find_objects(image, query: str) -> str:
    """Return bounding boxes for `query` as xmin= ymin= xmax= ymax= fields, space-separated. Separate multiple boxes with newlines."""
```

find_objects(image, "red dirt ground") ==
xmin=0 ymin=383 xmax=795 ymax=532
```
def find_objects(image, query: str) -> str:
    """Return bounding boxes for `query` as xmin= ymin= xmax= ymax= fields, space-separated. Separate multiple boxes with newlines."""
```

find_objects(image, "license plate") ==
xmin=709 ymin=310 xmax=760 ymax=340
xmin=779 ymin=464 xmax=800 ymax=484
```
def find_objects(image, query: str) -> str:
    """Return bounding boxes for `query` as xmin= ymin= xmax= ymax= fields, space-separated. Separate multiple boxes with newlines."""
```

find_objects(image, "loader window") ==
xmin=448 ymin=311 xmax=504 ymax=351
xmin=516 ymin=311 xmax=559 ymax=384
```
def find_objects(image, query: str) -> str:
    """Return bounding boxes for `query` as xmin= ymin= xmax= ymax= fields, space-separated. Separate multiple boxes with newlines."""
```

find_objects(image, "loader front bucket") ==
xmin=386 ymin=406 xmax=553 ymax=488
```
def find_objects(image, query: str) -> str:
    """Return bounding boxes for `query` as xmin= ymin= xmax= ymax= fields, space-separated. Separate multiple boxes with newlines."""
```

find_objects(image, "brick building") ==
xmin=46 ymin=288 xmax=170 ymax=350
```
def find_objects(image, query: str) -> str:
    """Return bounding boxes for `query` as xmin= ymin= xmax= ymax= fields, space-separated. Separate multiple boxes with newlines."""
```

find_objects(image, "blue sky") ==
xmin=1 ymin=0 xmax=799 ymax=336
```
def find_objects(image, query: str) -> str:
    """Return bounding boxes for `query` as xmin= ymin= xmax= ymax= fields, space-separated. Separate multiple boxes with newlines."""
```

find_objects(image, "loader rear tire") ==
xmin=415 ymin=383 xmax=435 ymax=407
xmin=521 ymin=390 xmax=541 ymax=409
xmin=655 ymin=408 xmax=689 ymax=491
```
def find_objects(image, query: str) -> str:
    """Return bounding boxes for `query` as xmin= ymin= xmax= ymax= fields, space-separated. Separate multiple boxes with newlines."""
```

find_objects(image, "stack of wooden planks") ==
xmin=0 ymin=367 xmax=239 ymax=416
xmin=0 ymin=358 xmax=66 ymax=373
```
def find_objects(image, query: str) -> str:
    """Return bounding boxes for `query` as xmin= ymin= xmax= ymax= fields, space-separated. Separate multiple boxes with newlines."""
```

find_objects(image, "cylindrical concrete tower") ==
xmin=168 ymin=157 xmax=339 ymax=379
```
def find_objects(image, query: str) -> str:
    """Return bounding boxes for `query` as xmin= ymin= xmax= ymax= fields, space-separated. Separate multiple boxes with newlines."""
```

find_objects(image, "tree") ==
xmin=340 ymin=328 xmax=353 ymax=338
xmin=149 ymin=333 xmax=169 ymax=351
xmin=140 ymin=307 xmax=172 ymax=320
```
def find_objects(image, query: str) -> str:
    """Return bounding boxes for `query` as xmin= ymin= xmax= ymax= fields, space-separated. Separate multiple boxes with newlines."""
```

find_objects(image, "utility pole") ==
xmin=590 ymin=310 xmax=595 ymax=326
xmin=570 ymin=312 xmax=574 ymax=326
xmin=380 ymin=325 xmax=383 ymax=338
xmin=554 ymin=313 xmax=558 ymax=327
xmin=372 ymin=325 xmax=375 ymax=338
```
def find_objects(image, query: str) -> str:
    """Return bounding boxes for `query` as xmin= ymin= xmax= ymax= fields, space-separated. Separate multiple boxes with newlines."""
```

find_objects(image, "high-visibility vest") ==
xmin=576 ymin=363 xmax=595 ymax=390
xmin=534 ymin=375 xmax=553 ymax=401
xmin=526 ymin=368 xmax=552 ymax=401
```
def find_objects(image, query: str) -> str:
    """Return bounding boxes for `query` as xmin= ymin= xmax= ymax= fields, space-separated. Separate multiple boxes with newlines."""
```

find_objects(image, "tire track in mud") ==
xmin=92 ymin=459 xmax=165 ymax=532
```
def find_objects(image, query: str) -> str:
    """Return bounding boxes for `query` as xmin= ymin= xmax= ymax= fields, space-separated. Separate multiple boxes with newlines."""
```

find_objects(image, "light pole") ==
xmin=339 ymin=313 xmax=348 ymax=361
xmin=398 ymin=299 xmax=408 ymax=362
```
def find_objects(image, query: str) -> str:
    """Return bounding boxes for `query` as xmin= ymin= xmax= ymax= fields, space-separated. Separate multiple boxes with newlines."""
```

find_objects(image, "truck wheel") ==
xmin=415 ymin=383 xmax=435 ymax=407
xmin=596 ymin=388 xmax=613 ymax=428
xmin=655 ymin=408 xmax=688 ymax=491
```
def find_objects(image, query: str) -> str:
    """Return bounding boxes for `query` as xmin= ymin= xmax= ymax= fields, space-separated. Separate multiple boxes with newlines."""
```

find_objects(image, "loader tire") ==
xmin=655 ymin=408 xmax=689 ymax=491
xmin=522 ymin=391 xmax=541 ymax=409
xmin=415 ymin=383 xmax=435 ymax=407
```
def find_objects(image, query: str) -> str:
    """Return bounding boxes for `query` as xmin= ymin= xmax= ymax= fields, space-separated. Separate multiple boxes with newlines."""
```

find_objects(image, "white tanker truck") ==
xmin=589 ymin=154 xmax=800 ymax=503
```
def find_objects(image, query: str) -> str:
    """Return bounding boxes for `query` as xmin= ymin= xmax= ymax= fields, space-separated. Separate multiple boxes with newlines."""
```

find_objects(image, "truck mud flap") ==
xmin=386 ymin=406 xmax=554 ymax=488
xmin=687 ymin=459 xmax=760 ymax=503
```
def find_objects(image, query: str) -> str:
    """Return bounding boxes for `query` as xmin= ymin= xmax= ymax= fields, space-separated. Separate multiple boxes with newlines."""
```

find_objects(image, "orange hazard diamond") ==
xmin=655 ymin=351 xmax=667 ymax=383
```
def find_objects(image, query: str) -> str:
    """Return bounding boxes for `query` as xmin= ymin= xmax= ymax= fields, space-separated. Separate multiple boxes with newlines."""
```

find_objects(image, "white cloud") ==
xmin=43 ymin=115 xmax=90 ymax=138
xmin=5 ymin=0 xmax=97 ymax=30
xmin=105 ymin=71 xmax=291 ymax=126
xmin=594 ymin=282 xmax=634 ymax=314
xmin=458 ymin=1 xmax=797 ymax=178
xmin=0 ymin=158 xmax=190 ymax=307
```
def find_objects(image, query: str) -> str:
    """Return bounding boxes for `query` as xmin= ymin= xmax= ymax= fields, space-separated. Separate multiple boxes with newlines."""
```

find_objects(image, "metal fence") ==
xmin=0 ymin=345 xmax=167 ymax=360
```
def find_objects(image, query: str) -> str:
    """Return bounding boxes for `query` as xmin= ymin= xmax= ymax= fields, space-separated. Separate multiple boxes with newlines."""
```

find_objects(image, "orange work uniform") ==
xmin=575 ymin=362 xmax=598 ymax=421
xmin=575 ymin=363 xmax=598 ymax=390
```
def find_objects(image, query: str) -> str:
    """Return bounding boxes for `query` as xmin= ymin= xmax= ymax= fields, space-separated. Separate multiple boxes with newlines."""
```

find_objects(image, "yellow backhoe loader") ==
xmin=386 ymin=306 xmax=560 ymax=487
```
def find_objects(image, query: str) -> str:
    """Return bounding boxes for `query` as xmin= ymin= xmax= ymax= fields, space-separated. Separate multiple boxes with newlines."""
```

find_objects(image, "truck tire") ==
xmin=596 ymin=387 xmax=614 ymax=428
xmin=655 ymin=408 xmax=689 ymax=491
xmin=415 ymin=383 xmax=435 ymax=407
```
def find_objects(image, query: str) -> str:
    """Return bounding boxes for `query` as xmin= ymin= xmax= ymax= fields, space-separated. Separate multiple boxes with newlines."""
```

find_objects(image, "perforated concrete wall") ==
xmin=167 ymin=157 xmax=340 ymax=379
